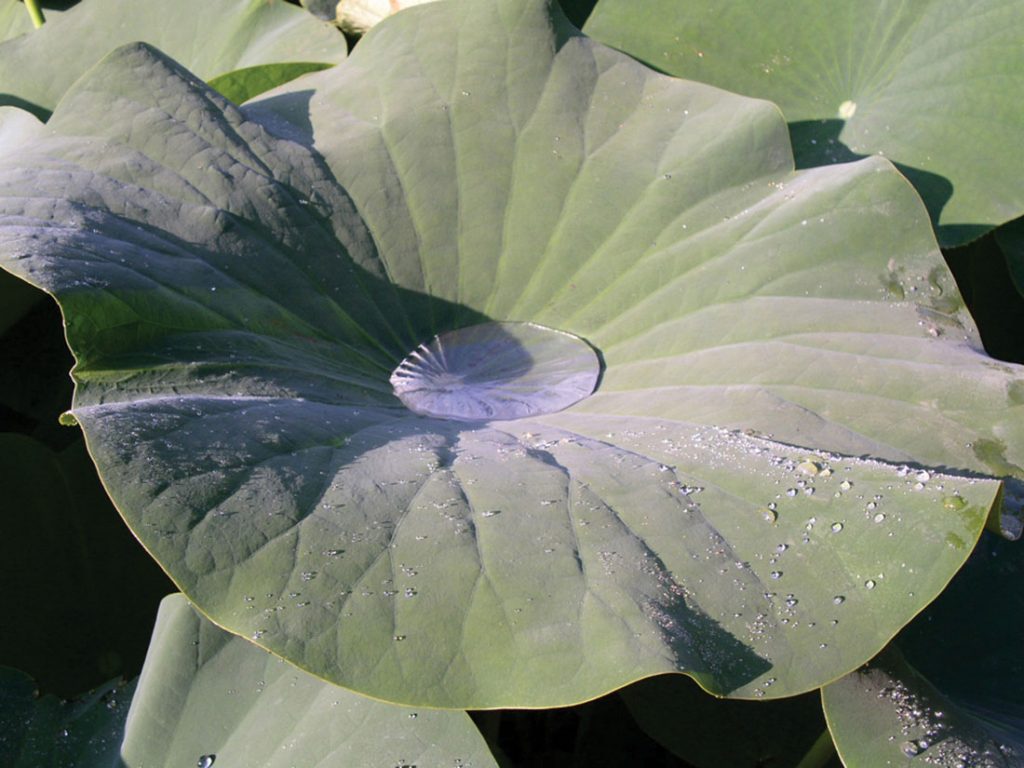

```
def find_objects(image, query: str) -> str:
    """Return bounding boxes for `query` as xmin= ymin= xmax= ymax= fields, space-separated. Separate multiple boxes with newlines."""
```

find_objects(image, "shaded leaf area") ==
xmin=473 ymin=692 xmax=699 ymax=768
xmin=944 ymin=226 xmax=1024 ymax=366
xmin=0 ymin=297 xmax=174 ymax=696
xmin=583 ymin=0 xmax=1024 ymax=247
xmin=0 ymin=0 xmax=1021 ymax=710
xmin=208 ymin=61 xmax=335 ymax=105
xmin=823 ymin=534 xmax=1024 ymax=766
xmin=823 ymin=646 xmax=1024 ymax=767
xmin=120 ymin=595 xmax=498 ymax=768
xmin=0 ymin=0 xmax=346 ymax=119
xmin=0 ymin=669 xmax=134 ymax=768
xmin=620 ymin=674 xmax=839 ymax=768
xmin=996 ymin=216 xmax=1024 ymax=299
xmin=896 ymin=533 xmax=1024 ymax=750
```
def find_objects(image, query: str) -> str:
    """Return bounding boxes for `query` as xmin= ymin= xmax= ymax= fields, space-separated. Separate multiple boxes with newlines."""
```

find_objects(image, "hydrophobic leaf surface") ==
xmin=120 ymin=595 xmax=497 ymax=768
xmin=0 ymin=0 xmax=1021 ymax=708
xmin=584 ymin=0 xmax=1024 ymax=247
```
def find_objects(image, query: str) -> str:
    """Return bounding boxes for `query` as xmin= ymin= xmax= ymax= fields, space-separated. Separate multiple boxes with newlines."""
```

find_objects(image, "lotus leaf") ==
xmin=584 ymin=0 xmax=1024 ymax=247
xmin=0 ymin=0 xmax=347 ymax=119
xmin=0 ymin=0 xmax=1021 ymax=709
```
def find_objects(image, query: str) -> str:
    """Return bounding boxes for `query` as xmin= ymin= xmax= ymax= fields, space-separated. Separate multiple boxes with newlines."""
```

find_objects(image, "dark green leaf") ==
xmin=208 ymin=62 xmax=336 ymax=105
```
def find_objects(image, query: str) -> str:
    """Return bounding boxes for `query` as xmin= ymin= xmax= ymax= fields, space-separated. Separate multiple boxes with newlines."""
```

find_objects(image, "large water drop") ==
xmin=390 ymin=322 xmax=600 ymax=421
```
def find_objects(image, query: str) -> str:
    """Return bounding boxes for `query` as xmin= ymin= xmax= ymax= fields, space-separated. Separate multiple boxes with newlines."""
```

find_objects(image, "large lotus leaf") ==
xmin=583 ymin=0 xmax=1024 ymax=247
xmin=0 ymin=0 xmax=1021 ymax=709
xmin=0 ymin=0 xmax=346 ymax=118
xmin=0 ymin=668 xmax=135 ymax=768
xmin=823 ymin=646 xmax=1024 ymax=767
xmin=120 ymin=595 xmax=497 ymax=768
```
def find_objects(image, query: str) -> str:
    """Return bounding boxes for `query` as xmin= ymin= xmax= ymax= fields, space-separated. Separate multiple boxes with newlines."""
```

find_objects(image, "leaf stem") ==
xmin=794 ymin=728 xmax=838 ymax=768
xmin=23 ymin=0 xmax=45 ymax=28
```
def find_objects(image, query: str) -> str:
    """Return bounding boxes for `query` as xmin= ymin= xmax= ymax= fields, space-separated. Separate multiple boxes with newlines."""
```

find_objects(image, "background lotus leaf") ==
xmin=823 ymin=646 xmax=1024 ymax=767
xmin=823 ymin=529 xmax=1024 ymax=766
xmin=0 ymin=0 xmax=347 ymax=119
xmin=0 ymin=595 xmax=498 ymax=767
xmin=121 ymin=595 xmax=498 ymax=768
xmin=0 ymin=0 xmax=1021 ymax=709
xmin=584 ymin=0 xmax=1024 ymax=247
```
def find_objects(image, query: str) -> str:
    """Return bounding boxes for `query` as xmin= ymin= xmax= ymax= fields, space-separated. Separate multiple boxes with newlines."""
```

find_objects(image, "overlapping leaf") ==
xmin=584 ymin=0 xmax=1024 ymax=247
xmin=0 ymin=0 xmax=1022 ymax=709
xmin=824 ymin=532 xmax=1024 ymax=766
xmin=0 ymin=596 xmax=497 ymax=767
xmin=0 ymin=0 xmax=346 ymax=118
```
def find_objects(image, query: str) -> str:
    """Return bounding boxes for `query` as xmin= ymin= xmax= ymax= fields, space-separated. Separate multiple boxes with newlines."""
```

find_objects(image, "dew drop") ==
xmin=839 ymin=480 xmax=853 ymax=491
xmin=761 ymin=508 xmax=778 ymax=523
xmin=770 ymin=570 xmax=783 ymax=580
xmin=830 ymin=522 xmax=844 ymax=533
xmin=901 ymin=740 xmax=924 ymax=757
xmin=864 ymin=579 xmax=876 ymax=590
xmin=482 ymin=509 xmax=501 ymax=517
xmin=832 ymin=595 xmax=845 ymax=605
xmin=797 ymin=460 xmax=820 ymax=476
xmin=197 ymin=756 xmax=216 ymax=768
xmin=837 ymin=100 xmax=857 ymax=119
xmin=873 ymin=512 xmax=886 ymax=523
xmin=943 ymin=495 xmax=967 ymax=511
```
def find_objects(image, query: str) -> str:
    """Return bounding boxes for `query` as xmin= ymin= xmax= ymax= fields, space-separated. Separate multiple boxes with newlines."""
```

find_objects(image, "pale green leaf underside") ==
xmin=584 ymin=0 xmax=1024 ymax=246
xmin=0 ymin=0 xmax=346 ymax=118
xmin=823 ymin=648 xmax=1024 ymax=767
xmin=120 ymin=595 xmax=496 ymax=768
xmin=0 ymin=0 xmax=1022 ymax=708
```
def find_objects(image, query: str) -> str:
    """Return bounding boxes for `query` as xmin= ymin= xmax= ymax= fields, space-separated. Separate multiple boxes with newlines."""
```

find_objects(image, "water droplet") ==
xmin=864 ymin=579 xmax=876 ymax=590
xmin=394 ymin=635 xmax=407 ymax=641
xmin=873 ymin=512 xmax=886 ymax=523
xmin=839 ymin=480 xmax=853 ymax=491
xmin=761 ymin=508 xmax=778 ymax=523
xmin=901 ymin=740 xmax=924 ymax=757
xmin=197 ymin=756 xmax=216 ymax=768
xmin=830 ymin=522 xmax=844 ymax=533
xmin=832 ymin=595 xmax=845 ymax=605
xmin=943 ymin=495 xmax=967 ymax=511
xmin=482 ymin=509 xmax=501 ymax=517
xmin=786 ymin=488 xmax=798 ymax=497
xmin=770 ymin=571 xmax=783 ymax=580
xmin=915 ymin=470 xmax=930 ymax=483
xmin=390 ymin=322 xmax=600 ymax=421
xmin=797 ymin=460 xmax=820 ymax=476
xmin=837 ymin=100 xmax=857 ymax=119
